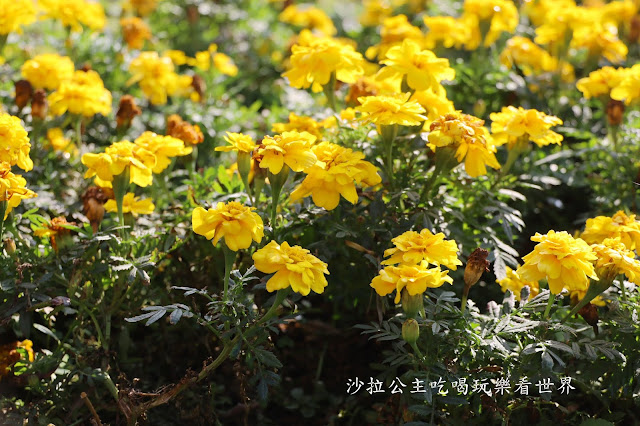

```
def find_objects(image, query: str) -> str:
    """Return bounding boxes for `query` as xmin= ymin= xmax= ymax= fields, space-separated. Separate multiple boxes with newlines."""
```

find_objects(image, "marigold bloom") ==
xmin=20 ymin=54 xmax=75 ymax=91
xmin=128 ymin=0 xmax=157 ymax=17
xmin=82 ymin=141 xmax=156 ymax=187
xmin=272 ymin=113 xmax=332 ymax=140
xmin=428 ymin=113 xmax=501 ymax=178
xmin=33 ymin=216 xmax=76 ymax=250
xmin=382 ymin=228 xmax=462 ymax=270
xmin=0 ymin=162 xmax=37 ymax=218
xmin=128 ymin=52 xmax=190 ymax=105
xmin=192 ymin=201 xmax=264 ymax=251
xmin=167 ymin=114 xmax=204 ymax=146
xmin=611 ymin=65 xmax=640 ymax=105
xmin=46 ymin=128 xmax=77 ymax=156
xmin=0 ymin=0 xmax=36 ymax=35
xmin=279 ymin=4 xmax=336 ymax=36
xmin=120 ymin=17 xmax=152 ymax=50
xmin=591 ymin=238 xmax=640 ymax=285
xmin=581 ymin=211 xmax=640 ymax=250
xmin=360 ymin=0 xmax=393 ymax=27
xmin=519 ymin=230 xmax=598 ymax=295
xmin=371 ymin=262 xmax=453 ymax=303
xmin=0 ymin=113 xmax=32 ymax=172
xmin=572 ymin=23 xmax=627 ymax=64
xmin=283 ymin=31 xmax=365 ymax=93
xmin=252 ymin=240 xmax=329 ymax=295
xmin=365 ymin=15 xmax=423 ymax=60
xmin=490 ymin=106 xmax=563 ymax=148
xmin=213 ymin=53 xmax=238 ymax=77
xmin=39 ymin=0 xmax=106 ymax=32
xmin=500 ymin=36 xmax=557 ymax=75
xmin=49 ymin=70 xmax=112 ymax=118
xmin=105 ymin=193 xmax=154 ymax=217
xmin=133 ymin=132 xmax=192 ymax=173
xmin=462 ymin=0 xmax=518 ymax=48
xmin=290 ymin=141 xmax=381 ymax=210
xmin=410 ymin=88 xmax=455 ymax=123
xmin=534 ymin=5 xmax=593 ymax=47
xmin=216 ymin=132 xmax=256 ymax=154
xmin=255 ymin=131 xmax=318 ymax=174
xmin=377 ymin=39 xmax=455 ymax=92
xmin=423 ymin=16 xmax=470 ymax=49
xmin=0 ymin=340 xmax=34 ymax=380
xmin=356 ymin=93 xmax=426 ymax=127
xmin=497 ymin=266 xmax=540 ymax=301
xmin=577 ymin=66 xmax=629 ymax=99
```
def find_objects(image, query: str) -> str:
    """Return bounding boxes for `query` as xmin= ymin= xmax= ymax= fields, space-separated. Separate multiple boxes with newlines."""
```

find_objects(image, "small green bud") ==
xmin=401 ymin=289 xmax=423 ymax=319
xmin=402 ymin=318 xmax=420 ymax=345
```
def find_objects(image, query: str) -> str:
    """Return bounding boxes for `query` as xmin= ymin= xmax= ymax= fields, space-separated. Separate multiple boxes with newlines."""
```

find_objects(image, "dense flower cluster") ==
xmin=21 ymin=54 xmax=75 ymax=91
xmin=0 ymin=0 xmax=36 ymax=35
xmin=39 ymin=0 xmax=106 ymax=33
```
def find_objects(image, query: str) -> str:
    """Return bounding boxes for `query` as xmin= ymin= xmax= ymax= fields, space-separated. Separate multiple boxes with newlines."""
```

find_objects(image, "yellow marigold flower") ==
xmin=255 ymin=131 xmax=318 ymax=174
xmin=410 ymin=87 xmax=455 ymax=123
xmin=522 ymin=0 xmax=575 ymax=28
xmin=39 ymin=0 xmax=106 ymax=32
xmin=164 ymin=50 xmax=188 ymax=66
xmin=591 ymin=238 xmax=640 ymax=285
xmin=423 ymin=16 xmax=470 ymax=50
xmin=577 ymin=66 xmax=629 ymax=99
xmin=0 ymin=162 xmax=37 ymax=219
xmin=105 ymin=193 xmax=154 ymax=217
xmin=377 ymin=39 xmax=455 ymax=92
xmin=0 ymin=113 xmax=32 ymax=172
xmin=120 ymin=17 xmax=152 ymax=50
xmin=279 ymin=4 xmax=336 ymax=36
xmin=340 ymin=107 xmax=357 ymax=121
xmin=46 ymin=128 xmax=78 ymax=156
xmin=497 ymin=266 xmax=540 ymax=301
xmin=534 ymin=6 xmax=595 ymax=47
xmin=0 ymin=0 xmax=36 ymax=35
xmin=428 ymin=112 xmax=501 ymax=178
xmin=360 ymin=0 xmax=393 ymax=27
xmin=192 ymin=201 xmax=264 ymax=251
xmin=382 ymin=228 xmax=462 ymax=270
xmin=581 ymin=211 xmax=640 ymax=250
xmin=252 ymin=240 xmax=329 ymax=295
xmin=20 ymin=54 xmax=75 ymax=91
xmin=283 ymin=31 xmax=365 ymax=93
xmin=462 ymin=0 xmax=518 ymax=49
xmin=82 ymin=141 xmax=156 ymax=188
xmin=611 ymin=65 xmax=640 ymax=105
xmin=490 ymin=106 xmax=563 ymax=148
xmin=216 ymin=132 xmax=256 ymax=154
xmin=128 ymin=51 xmax=189 ymax=105
xmin=356 ymin=93 xmax=427 ymax=126
xmin=190 ymin=50 xmax=211 ymax=71
xmin=601 ymin=0 xmax=637 ymax=28
xmin=0 ymin=340 xmax=34 ymax=380
xmin=572 ymin=23 xmax=628 ymax=64
xmin=49 ymin=70 xmax=112 ymax=118
xmin=213 ymin=53 xmax=238 ymax=77
xmin=518 ymin=230 xmax=598 ymax=295
xmin=500 ymin=36 xmax=557 ymax=75
xmin=272 ymin=113 xmax=332 ymax=140
xmin=365 ymin=15 xmax=424 ymax=60
xmin=133 ymin=131 xmax=192 ymax=174
xmin=290 ymin=141 xmax=381 ymax=210
xmin=371 ymin=262 xmax=453 ymax=303
xmin=127 ymin=0 xmax=157 ymax=17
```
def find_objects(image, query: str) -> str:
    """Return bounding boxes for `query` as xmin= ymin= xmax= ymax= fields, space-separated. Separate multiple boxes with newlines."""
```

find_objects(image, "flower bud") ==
xmin=4 ymin=238 xmax=16 ymax=256
xmin=606 ymin=99 xmax=625 ymax=127
xmin=31 ymin=89 xmax=48 ymax=120
xmin=14 ymin=80 xmax=33 ymax=110
xmin=191 ymin=74 xmax=206 ymax=103
xmin=116 ymin=95 xmax=141 ymax=132
xmin=464 ymin=248 xmax=489 ymax=288
xmin=401 ymin=288 xmax=423 ymax=319
xmin=82 ymin=186 xmax=113 ymax=233
xmin=402 ymin=318 xmax=419 ymax=345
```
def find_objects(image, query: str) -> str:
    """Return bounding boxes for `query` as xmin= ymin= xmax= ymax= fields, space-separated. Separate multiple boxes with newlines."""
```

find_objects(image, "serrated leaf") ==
xmin=254 ymin=348 xmax=283 ymax=369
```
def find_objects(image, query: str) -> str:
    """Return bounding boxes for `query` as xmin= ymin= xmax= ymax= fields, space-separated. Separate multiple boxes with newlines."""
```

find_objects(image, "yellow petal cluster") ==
xmin=290 ymin=141 xmax=381 ymax=210
xmin=20 ymin=54 xmax=75 ymax=91
xmin=611 ymin=65 xmax=640 ymax=105
xmin=216 ymin=132 xmax=256 ymax=154
xmin=377 ymin=39 xmax=455 ymax=92
xmin=255 ymin=131 xmax=318 ymax=174
xmin=591 ymin=238 xmax=640 ymax=285
xmin=39 ymin=0 xmax=106 ymax=32
xmin=105 ymin=193 xmax=155 ymax=217
xmin=428 ymin=112 xmax=500 ymax=178
xmin=272 ymin=113 xmax=335 ymax=140
xmin=497 ymin=266 xmax=540 ymax=301
xmin=382 ymin=228 xmax=462 ymax=270
xmin=192 ymin=201 xmax=264 ymax=251
xmin=0 ymin=162 xmax=37 ymax=219
xmin=462 ymin=0 xmax=518 ymax=49
xmin=128 ymin=52 xmax=193 ymax=105
xmin=252 ymin=240 xmax=329 ymax=295
xmin=133 ymin=131 xmax=192 ymax=174
xmin=490 ymin=106 xmax=563 ymax=148
xmin=518 ymin=230 xmax=598 ymax=295
xmin=49 ymin=70 xmax=112 ymax=118
xmin=365 ymin=15 xmax=424 ymax=60
xmin=371 ymin=262 xmax=453 ymax=304
xmin=356 ymin=93 xmax=427 ymax=126
xmin=82 ymin=140 xmax=156 ymax=188
xmin=279 ymin=4 xmax=336 ymax=36
xmin=410 ymin=87 xmax=455 ymax=123
xmin=500 ymin=36 xmax=557 ymax=76
xmin=0 ymin=0 xmax=36 ymax=35
xmin=577 ymin=66 xmax=629 ymax=99
xmin=423 ymin=16 xmax=470 ymax=50
xmin=581 ymin=211 xmax=640 ymax=250
xmin=0 ymin=113 xmax=32 ymax=172
xmin=283 ymin=31 xmax=365 ymax=93
xmin=120 ymin=17 xmax=152 ymax=50
xmin=46 ymin=128 xmax=78 ymax=156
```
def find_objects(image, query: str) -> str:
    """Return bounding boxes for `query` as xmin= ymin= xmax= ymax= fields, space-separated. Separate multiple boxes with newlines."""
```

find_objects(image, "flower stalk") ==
xmin=562 ymin=279 xmax=612 ymax=323
xmin=380 ymin=124 xmax=398 ymax=189
xmin=268 ymin=165 xmax=290 ymax=232
xmin=322 ymin=72 xmax=338 ymax=112
xmin=112 ymin=166 xmax=130 ymax=239
xmin=221 ymin=244 xmax=236 ymax=303
xmin=0 ymin=199 xmax=7 ymax=247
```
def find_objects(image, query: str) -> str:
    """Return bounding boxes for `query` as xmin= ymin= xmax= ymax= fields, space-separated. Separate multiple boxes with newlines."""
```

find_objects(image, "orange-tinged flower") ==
xmin=120 ymin=17 xmax=152 ymax=50
xmin=371 ymin=262 xmax=453 ymax=304
xmin=255 ymin=131 xmax=318 ymax=174
xmin=518 ymin=230 xmax=598 ymax=295
xmin=192 ymin=201 xmax=264 ymax=251
xmin=252 ymin=240 xmax=329 ymax=295
xmin=167 ymin=114 xmax=204 ymax=146
xmin=382 ymin=228 xmax=462 ymax=270
xmin=0 ymin=340 xmax=34 ymax=380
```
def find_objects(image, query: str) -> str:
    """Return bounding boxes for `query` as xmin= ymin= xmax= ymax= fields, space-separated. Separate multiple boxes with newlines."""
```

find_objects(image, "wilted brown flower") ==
xmin=31 ymin=89 xmax=48 ymax=120
xmin=82 ymin=186 xmax=113 ymax=232
xmin=166 ymin=114 xmax=204 ymax=146
xmin=464 ymin=248 xmax=490 ymax=288
xmin=606 ymin=99 xmax=625 ymax=127
xmin=630 ymin=15 xmax=640 ymax=44
xmin=14 ymin=80 xmax=33 ymax=110
xmin=116 ymin=95 xmax=142 ymax=131
xmin=191 ymin=74 xmax=206 ymax=103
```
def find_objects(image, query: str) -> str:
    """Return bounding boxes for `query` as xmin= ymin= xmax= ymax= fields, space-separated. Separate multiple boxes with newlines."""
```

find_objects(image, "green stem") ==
xmin=460 ymin=285 xmax=470 ymax=314
xmin=268 ymin=166 xmax=290 ymax=233
xmin=0 ymin=200 xmax=6 ymax=248
xmin=561 ymin=279 xmax=612 ymax=323
xmin=222 ymin=244 xmax=236 ymax=302
xmin=608 ymin=124 xmax=619 ymax=152
xmin=619 ymin=276 xmax=627 ymax=302
xmin=543 ymin=292 xmax=555 ymax=320
xmin=112 ymin=167 xmax=130 ymax=240
xmin=0 ymin=35 xmax=7 ymax=58
xmin=380 ymin=124 xmax=398 ymax=189
xmin=75 ymin=116 xmax=83 ymax=146
xmin=322 ymin=72 xmax=337 ymax=112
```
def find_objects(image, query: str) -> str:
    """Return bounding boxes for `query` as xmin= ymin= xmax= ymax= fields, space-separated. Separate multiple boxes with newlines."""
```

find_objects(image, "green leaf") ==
xmin=254 ymin=348 xmax=283 ymax=369
xmin=33 ymin=324 xmax=60 ymax=342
